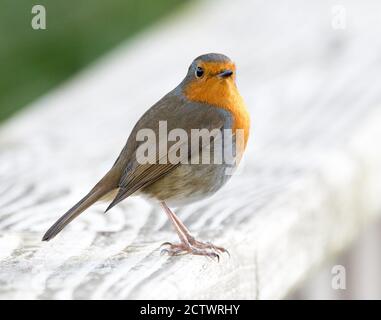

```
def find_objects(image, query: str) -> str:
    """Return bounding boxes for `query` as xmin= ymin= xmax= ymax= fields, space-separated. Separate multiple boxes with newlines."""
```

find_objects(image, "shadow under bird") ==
xmin=43 ymin=53 xmax=250 ymax=259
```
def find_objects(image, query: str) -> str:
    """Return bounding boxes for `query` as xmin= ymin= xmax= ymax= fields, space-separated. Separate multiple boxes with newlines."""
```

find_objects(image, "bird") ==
xmin=42 ymin=53 xmax=250 ymax=259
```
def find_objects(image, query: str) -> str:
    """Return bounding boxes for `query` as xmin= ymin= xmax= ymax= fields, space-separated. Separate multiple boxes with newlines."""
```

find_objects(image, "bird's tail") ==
xmin=42 ymin=186 xmax=110 ymax=241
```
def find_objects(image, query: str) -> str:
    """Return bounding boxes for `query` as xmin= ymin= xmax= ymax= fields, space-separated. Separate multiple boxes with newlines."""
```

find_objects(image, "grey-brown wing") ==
xmin=105 ymin=91 xmax=232 ymax=211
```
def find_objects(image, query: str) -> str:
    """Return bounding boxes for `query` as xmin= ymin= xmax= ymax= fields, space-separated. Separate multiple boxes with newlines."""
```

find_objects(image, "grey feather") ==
xmin=42 ymin=185 xmax=113 ymax=241
xmin=106 ymin=90 xmax=232 ymax=211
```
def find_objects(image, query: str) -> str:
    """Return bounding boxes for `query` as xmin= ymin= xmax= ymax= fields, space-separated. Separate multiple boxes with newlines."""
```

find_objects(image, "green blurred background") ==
xmin=0 ymin=0 xmax=187 ymax=123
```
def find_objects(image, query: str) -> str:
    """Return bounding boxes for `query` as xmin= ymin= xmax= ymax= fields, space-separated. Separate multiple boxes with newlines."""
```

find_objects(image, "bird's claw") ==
xmin=205 ymin=241 xmax=230 ymax=258
xmin=159 ymin=240 xmax=228 ymax=261
xmin=160 ymin=241 xmax=173 ymax=248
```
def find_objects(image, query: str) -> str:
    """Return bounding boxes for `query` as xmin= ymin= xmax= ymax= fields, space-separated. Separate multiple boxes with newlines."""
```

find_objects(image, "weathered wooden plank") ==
xmin=1 ymin=0 xmax=381 ymax=299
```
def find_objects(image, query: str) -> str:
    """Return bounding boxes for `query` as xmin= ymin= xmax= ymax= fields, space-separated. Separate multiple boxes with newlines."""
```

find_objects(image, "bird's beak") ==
xmin=218 ymin=70 xmax=233 ymax=78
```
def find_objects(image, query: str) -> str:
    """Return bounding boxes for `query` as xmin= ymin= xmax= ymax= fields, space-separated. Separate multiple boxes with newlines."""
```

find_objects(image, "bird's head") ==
xmin=182 ymin=53 xmax=238 ymax=107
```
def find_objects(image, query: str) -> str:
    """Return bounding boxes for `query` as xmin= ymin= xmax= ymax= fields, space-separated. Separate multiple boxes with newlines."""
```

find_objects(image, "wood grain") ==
xmin=1 ymin=0 xmax=381 ymax=299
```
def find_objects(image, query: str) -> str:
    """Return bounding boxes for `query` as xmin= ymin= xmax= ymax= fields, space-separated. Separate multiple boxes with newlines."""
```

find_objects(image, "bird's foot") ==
xmin=160 ymin=238 xmax=229 ymax=261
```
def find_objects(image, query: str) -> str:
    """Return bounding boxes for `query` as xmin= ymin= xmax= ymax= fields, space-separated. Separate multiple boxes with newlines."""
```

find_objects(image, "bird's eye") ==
xmin=195 ymin=66 xmax=204 ymax=78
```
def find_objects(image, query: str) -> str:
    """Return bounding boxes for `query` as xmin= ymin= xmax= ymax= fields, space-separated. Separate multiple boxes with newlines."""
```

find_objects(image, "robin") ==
xmin=43 ymin=53 xmax=250 ymax=259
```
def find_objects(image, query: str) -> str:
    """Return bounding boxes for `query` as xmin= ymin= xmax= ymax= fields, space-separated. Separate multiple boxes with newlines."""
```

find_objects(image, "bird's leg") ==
xmin=160 ymin=202 xmax=228 ymax=260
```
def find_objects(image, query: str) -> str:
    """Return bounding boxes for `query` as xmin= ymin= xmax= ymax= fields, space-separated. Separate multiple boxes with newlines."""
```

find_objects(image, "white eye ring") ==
xmin=195 ymin=66 xmax=204 ymax=78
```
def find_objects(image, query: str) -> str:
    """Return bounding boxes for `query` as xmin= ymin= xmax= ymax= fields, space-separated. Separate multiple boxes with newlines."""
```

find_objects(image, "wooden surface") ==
xmin=1 ymin=0 xmax=381 ymax=299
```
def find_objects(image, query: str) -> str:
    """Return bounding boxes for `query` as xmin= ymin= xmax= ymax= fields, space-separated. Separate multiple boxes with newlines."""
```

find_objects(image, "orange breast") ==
xmin=184 ymin=77 xmax=250 ymax=151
